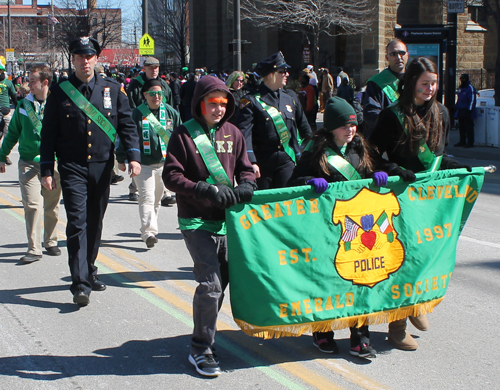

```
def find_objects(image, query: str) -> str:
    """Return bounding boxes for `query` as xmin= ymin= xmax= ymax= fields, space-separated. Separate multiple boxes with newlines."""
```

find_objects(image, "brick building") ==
xmin=189 ymin=0 xmax=494 ymax=91
xmin=0 ymin=0 xmax=122 ymax=71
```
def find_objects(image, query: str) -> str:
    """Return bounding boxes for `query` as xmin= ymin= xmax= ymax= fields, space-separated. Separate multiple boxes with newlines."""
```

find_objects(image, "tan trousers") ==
xmin=18 ymin=159 xmax=62 ymax=255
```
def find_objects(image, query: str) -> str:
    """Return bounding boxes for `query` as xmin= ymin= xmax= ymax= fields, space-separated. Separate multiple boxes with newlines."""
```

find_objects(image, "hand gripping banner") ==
xmin=226 ymin=168 xmax=484 ymax=339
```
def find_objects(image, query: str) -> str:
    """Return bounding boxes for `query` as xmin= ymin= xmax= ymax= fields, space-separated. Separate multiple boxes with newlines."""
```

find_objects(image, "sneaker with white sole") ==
xmin=188 ymin=353 xmax=221 ymax=377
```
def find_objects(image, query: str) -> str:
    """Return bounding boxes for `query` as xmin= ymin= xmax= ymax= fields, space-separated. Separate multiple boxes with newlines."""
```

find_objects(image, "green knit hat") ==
xmin=323 ymin=97 xmax=357 ymax=131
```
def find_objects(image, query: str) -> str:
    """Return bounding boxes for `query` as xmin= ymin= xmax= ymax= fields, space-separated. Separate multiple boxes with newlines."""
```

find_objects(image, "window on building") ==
xmin=92 ymin=17 xmax=98 ymax=27
xmin=468 ymin=6 xmax=487 ymax=25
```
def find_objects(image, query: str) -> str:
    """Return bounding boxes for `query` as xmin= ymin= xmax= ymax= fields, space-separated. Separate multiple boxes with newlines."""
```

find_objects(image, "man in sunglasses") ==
xmin=39 ymin=37 xmax=141 ymax=307
xmin=362 ymin=39 xmax=409 ymax=138
xmin=236 ymin=52 xmax=312 ymax=189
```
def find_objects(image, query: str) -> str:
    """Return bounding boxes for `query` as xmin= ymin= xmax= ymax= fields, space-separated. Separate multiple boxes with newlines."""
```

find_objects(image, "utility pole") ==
xmin=445 ymin=11 xmax=457 ymax=116
xmin=232 ymin=0 xmax=241 ymax=71
xmin=142 ymin=0 xmax=148 ymax=35
xmin=7 ymin=0 xmax=11 ymax=75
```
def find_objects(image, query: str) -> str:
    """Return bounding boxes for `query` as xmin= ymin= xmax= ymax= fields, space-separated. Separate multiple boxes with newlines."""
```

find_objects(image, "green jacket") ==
xmin=0 ymin=94 xmax=44 ymax=163
xmin=126 ymin=74 xmax=173 ymax=109
xmin=117 ymin=102 xmax=181 ymax=166
xmin=0 ymin=78 xmax=17 ymax=108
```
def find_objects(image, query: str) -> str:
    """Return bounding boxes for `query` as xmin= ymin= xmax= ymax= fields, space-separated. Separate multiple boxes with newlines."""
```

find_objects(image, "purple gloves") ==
xmin=307 ymin=178 xmax=329 ymax=193
xmin=372 ymin=171 xmax=388 ymax=187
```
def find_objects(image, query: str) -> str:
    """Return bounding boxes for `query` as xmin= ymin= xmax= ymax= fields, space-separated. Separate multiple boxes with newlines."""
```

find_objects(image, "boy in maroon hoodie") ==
xmin=163 ymin=76 xmax=256 ymax=376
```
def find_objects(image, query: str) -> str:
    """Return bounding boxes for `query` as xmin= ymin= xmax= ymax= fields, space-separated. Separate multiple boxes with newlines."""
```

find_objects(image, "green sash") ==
xmin=183 ymin=119 xmax=233 ymax=189
xmin=325 ymin=147 xmax=362 ymax=181
xmin=368 ymin=69 xmax=400 ymax=103
xmin=23 ymin=98 xmax=44 ymax=163
xmin=23 ymin=98 xmax=42 ymax=135
xmin=254 ymin=93 xmax=296 ymax=164
xmin=59 ymin=81 xmax=116 ymax=143
xmin=389 ymin=104 xmax=442 ymax=172
xmin=138 ymin=103 xmax=172 ymax=157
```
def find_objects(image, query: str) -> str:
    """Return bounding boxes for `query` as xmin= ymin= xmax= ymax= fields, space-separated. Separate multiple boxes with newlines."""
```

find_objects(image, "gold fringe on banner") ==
xmin=234 ymin=298 xmax=444 ymax=339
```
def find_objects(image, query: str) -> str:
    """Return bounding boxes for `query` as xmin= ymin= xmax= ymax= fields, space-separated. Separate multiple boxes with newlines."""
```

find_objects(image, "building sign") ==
xmin=303 ymin=48 xmax=311 ymax=65
xmin=139 ymin=34 xmax=155 ymax=56
xmin=447 ymin=0 xmax=465 ymax=13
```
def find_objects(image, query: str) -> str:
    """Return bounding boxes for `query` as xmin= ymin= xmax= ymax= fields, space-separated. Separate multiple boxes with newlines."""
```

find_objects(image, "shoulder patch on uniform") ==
xmin=240 ymin=98 xmax=251 ymax=109
xmin=120 ymin=86 xmax=127 ymax=96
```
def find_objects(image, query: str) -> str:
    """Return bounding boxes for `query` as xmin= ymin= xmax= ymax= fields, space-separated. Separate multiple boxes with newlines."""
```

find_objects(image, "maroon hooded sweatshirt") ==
xmin=162 ymin=76 xmax=256 ymax=222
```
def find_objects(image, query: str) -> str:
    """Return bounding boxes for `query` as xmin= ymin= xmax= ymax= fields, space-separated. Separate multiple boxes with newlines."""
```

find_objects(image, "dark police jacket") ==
xmin=236 ymin=83 xmax=312 ymax=164
xmin=40 ymin=72 xmax=140 ymax=177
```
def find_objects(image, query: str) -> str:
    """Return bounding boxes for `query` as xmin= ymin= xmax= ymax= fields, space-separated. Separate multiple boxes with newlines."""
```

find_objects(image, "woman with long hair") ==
xmin=289 ymin=97 xmax=407 ymax=358
xmin=369 ymin=57 xmax=471 ymax=351
xmin=226 ymin=71 xmax=246 ymax=125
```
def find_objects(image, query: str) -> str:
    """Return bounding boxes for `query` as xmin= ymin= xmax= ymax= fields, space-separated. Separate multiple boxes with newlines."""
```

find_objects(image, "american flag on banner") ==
xmin=341 ymin=216 xmax=360 ymax=242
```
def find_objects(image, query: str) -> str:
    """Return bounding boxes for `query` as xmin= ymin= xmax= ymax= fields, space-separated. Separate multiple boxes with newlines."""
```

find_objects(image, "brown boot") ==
xmin=409 ymin=314 xmax=429 ymax=331
xmin=388 ymin=318 xmax=418 ymax=350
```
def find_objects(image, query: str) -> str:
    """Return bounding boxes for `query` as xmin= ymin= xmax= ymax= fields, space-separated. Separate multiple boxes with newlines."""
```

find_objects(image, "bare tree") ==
xmin=46 ymin=0 xmax=123 ymax=72
xmin=238 ymin=0 xmax=374 ymax=68
xmin=479 ymin=0 xmax=500 ymax=105
xmin=148 ymin=0 xmax=190 ymax=70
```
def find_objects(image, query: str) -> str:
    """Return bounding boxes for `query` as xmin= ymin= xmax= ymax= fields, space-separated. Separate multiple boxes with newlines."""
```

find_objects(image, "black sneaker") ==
xmin=146 ymin=236 xmax=158 ymax=248
xmin=350 ymin=342 xmax=377 ymax=358
xmin=111 ymin=174 xmax=124 ymax=184
xmin=188 ymin=353 xmax=221 ymax=377
xmin=45 ymin=246 xmax=62 ymax=256
xmin=128 ymin=193 xmax=139 ymax=202
xmin=312 ymin=332 xmax=339 ymax=354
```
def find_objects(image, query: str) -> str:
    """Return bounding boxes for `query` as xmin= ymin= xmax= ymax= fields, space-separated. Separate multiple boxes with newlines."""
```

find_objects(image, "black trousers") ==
xmin=59 ymin=160 xmax=113 ymax=295
xmin=458 ymin=117 xmax=475 ymax=146
xmin=255 ymin=150 xmax=295 ymax=190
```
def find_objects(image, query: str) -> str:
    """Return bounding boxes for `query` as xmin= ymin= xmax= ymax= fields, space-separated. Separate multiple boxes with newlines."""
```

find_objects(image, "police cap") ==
xmin=69 ymin=36 xmax=101 ymax=56
xmin=254 ymin=52 xmax=290 ymax=77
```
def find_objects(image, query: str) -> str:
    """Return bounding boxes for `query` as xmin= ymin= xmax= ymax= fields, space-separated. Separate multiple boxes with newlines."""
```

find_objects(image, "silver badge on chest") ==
xmin=103 ymin=87 xmax=112 ymax=110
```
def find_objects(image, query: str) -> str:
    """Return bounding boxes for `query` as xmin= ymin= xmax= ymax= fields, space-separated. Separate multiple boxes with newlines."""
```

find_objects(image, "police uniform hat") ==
xmin=254 ymin=52 xmax=290 ymax=77
xmin=69 ymin=36 xmax=101 ymax=56
xmin=143 ymin=57 xmax=160 ymax=66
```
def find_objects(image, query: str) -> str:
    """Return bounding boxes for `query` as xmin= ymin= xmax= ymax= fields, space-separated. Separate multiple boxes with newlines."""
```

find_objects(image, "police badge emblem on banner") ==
xmin=226 ymin=168 xmax=484 ymax=339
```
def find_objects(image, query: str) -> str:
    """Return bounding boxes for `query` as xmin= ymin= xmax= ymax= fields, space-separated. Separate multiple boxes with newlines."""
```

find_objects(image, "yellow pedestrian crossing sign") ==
xmin=139 ymin=34 xmax=155 ymax=56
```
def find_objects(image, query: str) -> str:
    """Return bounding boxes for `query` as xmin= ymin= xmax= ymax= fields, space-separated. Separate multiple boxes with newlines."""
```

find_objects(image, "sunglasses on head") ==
xmin=388 ymin=50 xmax=407 ymax=57
xmin=145 ymin=91 xmax=163 ymax=97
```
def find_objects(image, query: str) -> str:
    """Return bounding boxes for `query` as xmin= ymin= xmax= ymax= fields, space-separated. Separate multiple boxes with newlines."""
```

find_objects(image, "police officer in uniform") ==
xmin=40 ymin=37 xmax=141 ymax=306
xmin=236 ymin=52 xmax=312 ymax=189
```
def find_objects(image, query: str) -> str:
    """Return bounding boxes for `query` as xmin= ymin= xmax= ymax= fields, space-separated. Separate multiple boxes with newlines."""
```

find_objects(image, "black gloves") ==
xmin=195 ymin=181 xmax=237 ymax=209
xmin=394 ymin=168 xmax=417 ymax=182
xmin=195 ymin=181 xmax=218 ymax=202
xmin=214 ymin=184 xmax=237 ymax=209
xmin=234 ymin=182 xmax=256 ymax=203
xmin=449 ymin=162 xmax=472 ymax=172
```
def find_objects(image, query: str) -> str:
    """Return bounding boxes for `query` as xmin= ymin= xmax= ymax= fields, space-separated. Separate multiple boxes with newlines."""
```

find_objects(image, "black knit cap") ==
xmin=323 ymin=97 xmax=358 ymax=131
xmin=141 ymin=79 xmax=162 ymax=94
xmin=69 ymin=36 xmax=101 ymax=56
xmin=254 ymin=52 xmax=290 ymax=77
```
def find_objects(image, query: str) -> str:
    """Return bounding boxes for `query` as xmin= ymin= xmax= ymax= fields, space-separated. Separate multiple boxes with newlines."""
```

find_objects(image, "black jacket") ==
xmin=40 ymin=72 xmax=140 ymax=177
xmin=236 ymin=83 xmax=312 ymax=164
xmin=369 ymin=102 xmax=457 ymax=172
xmin=289 ymin=134 xmax=398 ymax=186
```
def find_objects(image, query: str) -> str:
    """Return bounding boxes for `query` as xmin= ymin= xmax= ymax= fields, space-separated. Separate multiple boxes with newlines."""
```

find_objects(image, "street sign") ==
xmin=139 ymin=34 xmax=154 ymax=56
xmin=5 ymin=48 xmax=15 ymax=62
xmin=447 ymin=0 xmax=465 ymax=13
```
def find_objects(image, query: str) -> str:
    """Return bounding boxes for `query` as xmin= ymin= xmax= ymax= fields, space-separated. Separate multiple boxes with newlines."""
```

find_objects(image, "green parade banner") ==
xmin=226 ymin=168 xmax=484 ymax=339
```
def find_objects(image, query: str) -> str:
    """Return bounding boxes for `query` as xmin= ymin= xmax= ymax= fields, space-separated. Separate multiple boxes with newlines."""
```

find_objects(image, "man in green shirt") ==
xmin=0 ymin=62 xmax=18 ymax=165
xmin=0 ymin=65 xmax=62 ymax=262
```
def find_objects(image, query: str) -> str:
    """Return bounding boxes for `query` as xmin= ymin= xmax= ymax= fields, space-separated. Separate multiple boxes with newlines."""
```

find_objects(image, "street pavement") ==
xmin=0 ymin=134 xmax=499 ymax=390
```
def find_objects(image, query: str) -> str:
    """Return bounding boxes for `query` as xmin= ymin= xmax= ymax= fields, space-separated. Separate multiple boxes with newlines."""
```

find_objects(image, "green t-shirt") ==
xmin=0 ymin=78 xmax=16 ymax=108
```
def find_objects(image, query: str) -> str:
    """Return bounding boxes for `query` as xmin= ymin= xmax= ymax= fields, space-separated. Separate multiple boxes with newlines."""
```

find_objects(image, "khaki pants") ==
xmin=18 ymin=159 xmax=62 ymax=255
